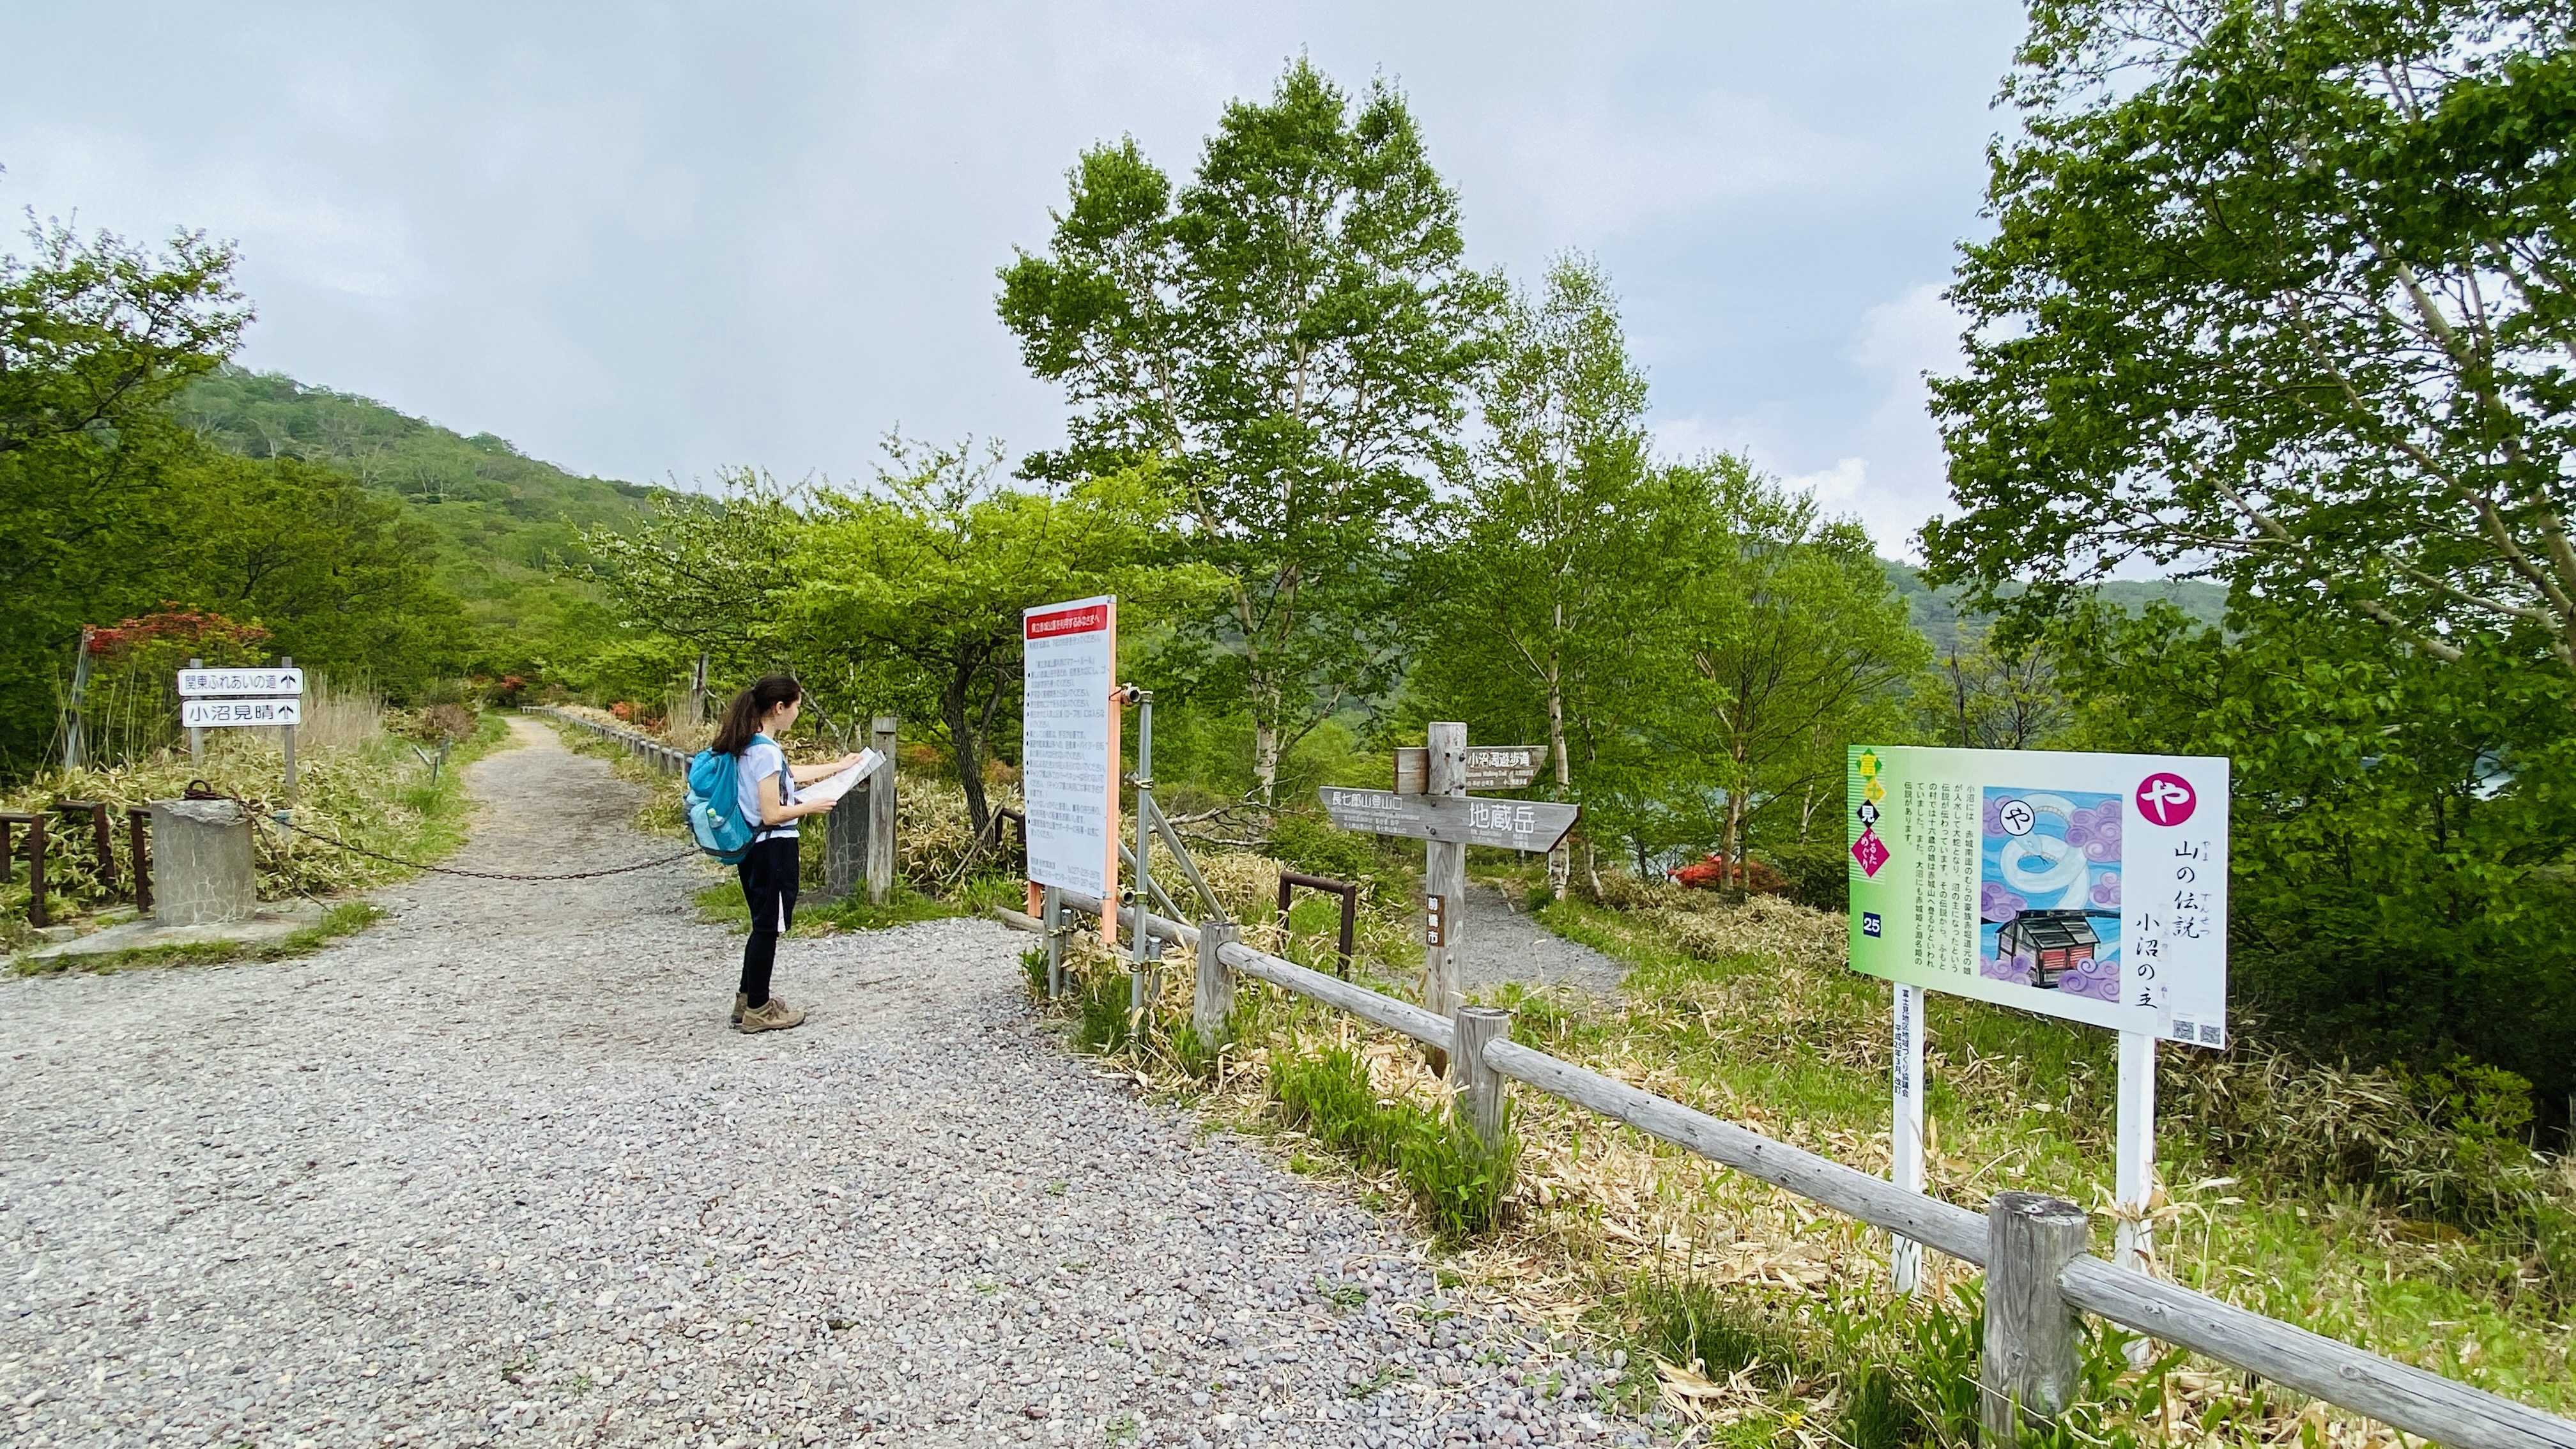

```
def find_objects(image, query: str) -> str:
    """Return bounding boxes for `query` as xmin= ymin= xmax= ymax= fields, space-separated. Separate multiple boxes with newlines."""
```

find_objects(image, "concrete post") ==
xmin=147 ymin=799 xmax=257 ymax=926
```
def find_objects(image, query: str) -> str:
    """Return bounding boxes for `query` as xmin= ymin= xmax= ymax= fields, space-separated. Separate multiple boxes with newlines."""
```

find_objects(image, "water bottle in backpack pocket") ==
xmin=685 ymin=748 xmax=756 ymax=864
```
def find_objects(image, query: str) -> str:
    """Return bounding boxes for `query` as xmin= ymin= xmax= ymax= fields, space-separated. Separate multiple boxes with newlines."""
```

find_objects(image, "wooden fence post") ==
xmin=867 ymin=716 xmax=898 ymax=905
xmin=1455 ymin=1005 xmax=1512 ymax=1149
xmin=1982 ymin=1190 xmax=2089 ymax=1443
xmin=825 ymin=783 xmax=868 ymax=902
xmin=1195 ymin=919 xmax=1239 ymax=1043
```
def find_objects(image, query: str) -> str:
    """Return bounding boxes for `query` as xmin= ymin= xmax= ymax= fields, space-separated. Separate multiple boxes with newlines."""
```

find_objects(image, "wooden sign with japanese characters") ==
xmin=1318 ymin=789 xmax=1577 ymax=853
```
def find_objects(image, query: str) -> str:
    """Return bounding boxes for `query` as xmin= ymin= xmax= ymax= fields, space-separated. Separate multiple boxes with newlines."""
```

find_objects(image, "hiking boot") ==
xmin=738 ymin=996 xmax=806 ymax=1033
xmin=732 ymin=992 xmax=747 ymax=1025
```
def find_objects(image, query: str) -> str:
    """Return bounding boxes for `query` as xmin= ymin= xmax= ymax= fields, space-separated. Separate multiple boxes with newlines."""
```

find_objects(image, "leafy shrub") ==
xmin=1271 ymin=1045 xmax=1515 ymax=1243
xmin=1761 ymin=839 xmax=1852 ymax=912
xmin=1268 ymin=811 xmax=1378 ymax=884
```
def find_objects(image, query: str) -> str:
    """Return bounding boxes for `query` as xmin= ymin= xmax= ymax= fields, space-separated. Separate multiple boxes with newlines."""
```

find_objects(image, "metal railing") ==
xmin=1009 ymin=891 xmax=2576 ymax=1449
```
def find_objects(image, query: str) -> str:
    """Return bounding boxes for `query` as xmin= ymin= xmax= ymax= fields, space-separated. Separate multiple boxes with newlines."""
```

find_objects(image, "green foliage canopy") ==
xmin=1928 ymin=0 xmax=2576 ymax=673
xmin=999 ymin=59 xmax=1505 ymax=798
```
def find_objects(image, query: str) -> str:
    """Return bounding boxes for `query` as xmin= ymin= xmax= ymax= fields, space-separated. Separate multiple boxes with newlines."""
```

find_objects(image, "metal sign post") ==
xmin=1126 ymin=686 xmax=1163 ymax=1013
xmin=1892 ymin=981 xmax=1926 ymax=1294
xmin=278 ymin=656 xmax=296 ymax=806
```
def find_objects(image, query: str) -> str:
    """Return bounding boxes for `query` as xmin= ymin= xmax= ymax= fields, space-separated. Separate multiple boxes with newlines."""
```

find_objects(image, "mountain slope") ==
xmin=178 ymin=367 xmax=673 ymax=649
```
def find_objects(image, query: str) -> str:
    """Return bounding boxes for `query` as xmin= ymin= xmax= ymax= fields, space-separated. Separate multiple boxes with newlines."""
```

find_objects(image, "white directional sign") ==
xmin=1021 ymin=596 xmax=1119 ymax=900
xmin=1319 ymin=788 xmax=1578 ymax=852
xmin=178 ymin=668 xmax=303 ymax=698
xmin=182 ymin=698 xmax=303 ymax=728
xmin=1464 ymin=746 xmax=1544 ymax=791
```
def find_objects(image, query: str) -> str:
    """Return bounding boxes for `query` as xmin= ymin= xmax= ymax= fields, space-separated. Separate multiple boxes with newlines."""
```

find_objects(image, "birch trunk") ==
xmin=1546 ymin=668 xmax=1571 ymax=901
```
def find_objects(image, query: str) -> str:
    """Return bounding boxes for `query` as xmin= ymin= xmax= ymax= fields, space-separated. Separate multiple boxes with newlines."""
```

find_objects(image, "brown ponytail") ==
xmin=712 ymin=674 xmax=802 ymax=756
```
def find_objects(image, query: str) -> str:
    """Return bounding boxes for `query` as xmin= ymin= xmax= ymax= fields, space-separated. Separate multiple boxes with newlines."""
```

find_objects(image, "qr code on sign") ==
xmin=2199 ymin=1023 xmax=2224 ymax=1045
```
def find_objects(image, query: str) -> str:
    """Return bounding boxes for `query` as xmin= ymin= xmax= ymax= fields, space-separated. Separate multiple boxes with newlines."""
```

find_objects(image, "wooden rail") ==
xmin=1018 ymin=891 xmax=2576 ymax=1449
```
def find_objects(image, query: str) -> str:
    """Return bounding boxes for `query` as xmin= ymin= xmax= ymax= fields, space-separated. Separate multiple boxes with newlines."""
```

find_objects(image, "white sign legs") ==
xmin=1891 ymin=982 xmax=1926 ymax=1294
xmin=2115 ymin=1027 xmax=2159 ymax=1363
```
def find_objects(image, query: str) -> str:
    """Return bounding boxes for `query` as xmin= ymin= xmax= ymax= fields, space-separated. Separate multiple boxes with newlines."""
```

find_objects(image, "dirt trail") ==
xmin=0 ymin=718 xmax=1646 ymax=1449
xmin=1452 ymin=884 xmax=1629 ymax=1000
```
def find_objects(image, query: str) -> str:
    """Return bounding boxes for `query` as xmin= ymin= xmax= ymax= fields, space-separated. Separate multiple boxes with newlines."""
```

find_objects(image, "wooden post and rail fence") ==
xmin=1000 ymin=889 xmax=2576 ymax=1449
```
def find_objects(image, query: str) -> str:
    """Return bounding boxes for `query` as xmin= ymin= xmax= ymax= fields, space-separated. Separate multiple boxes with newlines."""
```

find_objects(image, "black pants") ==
xmin=736 ymin=836 xmax=799 ymax=1008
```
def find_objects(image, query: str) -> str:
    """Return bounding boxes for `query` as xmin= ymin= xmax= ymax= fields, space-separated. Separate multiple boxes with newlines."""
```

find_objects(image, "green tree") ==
xmin=997 ymin=59 xmax=1503 ymax=800
xmin=1910 ymin=624 xmax=2069 ymax=751
xmin=1671 ymin=461 xmax=1929 ymax=864
xmin=1 ymin=220 xmax=248 ymax=772
xmin=1927 ymin=0 xmax=2576 ymax=673
xmin=793 ymin=438 xmax=1222 ymax=834
xmin=184 ymin=454 xmax=471 ymax=695
xmin=1419 ymin=254 xmax=1669 ymax=896
xmin=581 ymin=470 xmax=804 ymax=682
xmin=2051 ymin=597 xmax=2576 ymax=1106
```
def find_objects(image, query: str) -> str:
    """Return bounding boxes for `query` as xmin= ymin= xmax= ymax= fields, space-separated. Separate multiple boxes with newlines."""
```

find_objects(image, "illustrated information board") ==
xmin=1847 ymin=746 xmax=2230 ymax=1047
xmin=1021 ymin=596 xmax=1118 ymax=898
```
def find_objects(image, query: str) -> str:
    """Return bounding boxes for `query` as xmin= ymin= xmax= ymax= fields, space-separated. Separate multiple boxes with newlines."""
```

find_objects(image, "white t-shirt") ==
xmin=735 ymin=737 xmax=800 ymax=843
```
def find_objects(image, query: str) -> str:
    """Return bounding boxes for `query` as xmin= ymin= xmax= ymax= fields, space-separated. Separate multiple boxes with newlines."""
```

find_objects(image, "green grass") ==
xmin=1271 ymin=1044 xmax=1517 ymax=1245
xmin=690 ymin=879 xmax=960 ymax=935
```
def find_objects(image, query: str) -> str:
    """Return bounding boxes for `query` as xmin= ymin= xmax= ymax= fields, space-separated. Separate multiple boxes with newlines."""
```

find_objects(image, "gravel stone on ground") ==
xmin=1451 ymin=884 xmax=1628 ymax=1000
xmin=1 ymin=718 xmax=1660 ymax=1448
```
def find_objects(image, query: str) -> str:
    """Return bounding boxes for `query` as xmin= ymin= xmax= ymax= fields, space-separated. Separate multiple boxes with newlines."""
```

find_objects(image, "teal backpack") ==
xmin=684 ymin=737 xmax=765 ymax=864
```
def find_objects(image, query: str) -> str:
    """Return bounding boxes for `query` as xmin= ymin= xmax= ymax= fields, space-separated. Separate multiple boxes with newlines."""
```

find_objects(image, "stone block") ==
xmin=148 ymin=798 xmax=257 ymax=927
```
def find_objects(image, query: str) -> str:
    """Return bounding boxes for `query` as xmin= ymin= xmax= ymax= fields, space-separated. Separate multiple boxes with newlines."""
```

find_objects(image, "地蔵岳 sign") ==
xmin=1021 ymin=596 xmax=1119 ymax=900
xmin=1846 ymin=745 xmax=2230 ymax=1048
xmin=1318 ymin=788 xmax=1577 ymax=853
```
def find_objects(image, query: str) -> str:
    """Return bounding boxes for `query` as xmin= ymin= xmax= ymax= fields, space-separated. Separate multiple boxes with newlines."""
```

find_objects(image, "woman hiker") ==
xmin=712 ymin=675 xmax=863 ymax=1033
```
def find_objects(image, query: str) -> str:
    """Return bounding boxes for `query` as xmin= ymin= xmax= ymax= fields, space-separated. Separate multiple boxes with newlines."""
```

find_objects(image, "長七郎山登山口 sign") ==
xmin=1845 ymin=745 xmax=2230 ymax=1048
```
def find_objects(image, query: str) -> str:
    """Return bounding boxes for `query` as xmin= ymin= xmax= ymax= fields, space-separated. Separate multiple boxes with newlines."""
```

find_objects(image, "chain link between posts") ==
xmin=182 ymin=781 xmax=699 ymax=883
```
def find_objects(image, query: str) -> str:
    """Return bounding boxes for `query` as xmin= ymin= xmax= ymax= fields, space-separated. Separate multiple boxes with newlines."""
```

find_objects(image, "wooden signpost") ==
xmin=1392 ymin=744 xmax=1544 ymax=794
xmin=1319 ymin=788 xmax=1579 ymax=852
xmin=176 ymin=657 xmax=304 ymax=803
xmin=1323 ymin=723 xmax=1577 ymax=1071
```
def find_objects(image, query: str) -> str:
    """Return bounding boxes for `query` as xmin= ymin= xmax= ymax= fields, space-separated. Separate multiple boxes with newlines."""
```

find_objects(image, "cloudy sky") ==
xmin=3 ymin=1 xmax=2027 ymax=556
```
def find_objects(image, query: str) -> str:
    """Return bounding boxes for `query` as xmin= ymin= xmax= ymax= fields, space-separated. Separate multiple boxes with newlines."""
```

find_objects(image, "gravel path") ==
xmin=1452 ymin=885 xmax=1627 ymax=1000
xmin=1 ymin=719 xmax=1654 ymax=1449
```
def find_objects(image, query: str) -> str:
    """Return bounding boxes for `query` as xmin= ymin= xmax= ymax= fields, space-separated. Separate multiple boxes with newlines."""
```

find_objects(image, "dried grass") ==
xmin=3 ymin=714 xmax=477 ymax=930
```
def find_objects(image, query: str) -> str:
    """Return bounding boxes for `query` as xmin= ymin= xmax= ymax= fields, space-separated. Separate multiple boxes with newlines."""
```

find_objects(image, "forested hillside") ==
xmin=177 ymin=367 xmax=666 ymax=687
